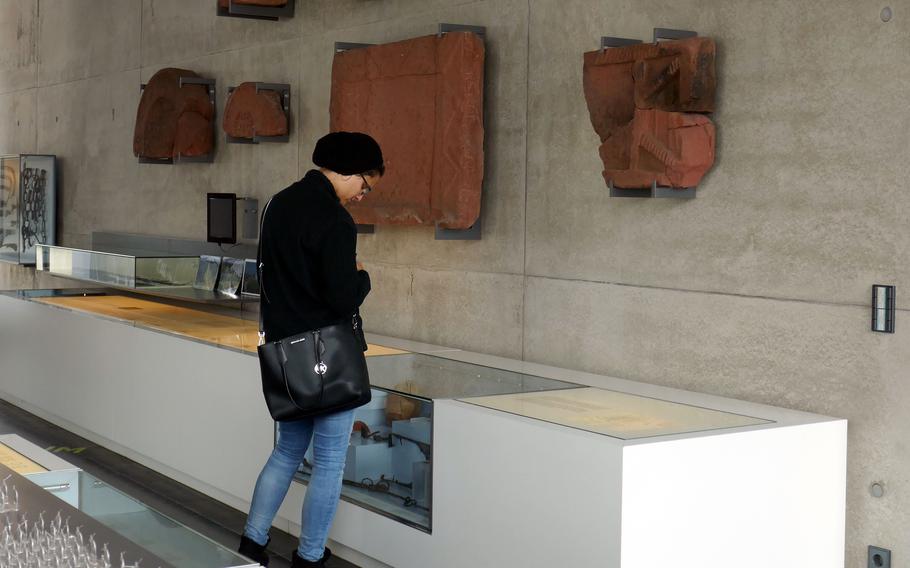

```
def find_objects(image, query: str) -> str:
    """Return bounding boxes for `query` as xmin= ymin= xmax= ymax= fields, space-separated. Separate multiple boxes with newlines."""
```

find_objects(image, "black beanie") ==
xmin=312 ymin=131 xmax=384 ymax=175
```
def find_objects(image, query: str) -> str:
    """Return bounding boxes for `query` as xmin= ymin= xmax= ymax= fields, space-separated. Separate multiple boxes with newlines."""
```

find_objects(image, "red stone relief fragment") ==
xmin=330 ymin=32 xmax=485 ymax=229
xmin=133 ymin=68 xmax=214 ymax=159
xmin=583 ymin=37 xmax=717 ymax=189
xmin=223 ymin=83 xmax=288 ymax=140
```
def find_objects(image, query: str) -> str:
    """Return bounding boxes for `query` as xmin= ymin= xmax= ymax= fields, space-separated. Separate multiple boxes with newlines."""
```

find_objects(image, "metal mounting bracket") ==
xmin=608 ymin=179 xmax=696 ymax=199
xmin=653 ymin=28 xmax=698 ymax=42
xmin=438 ymin=23 xmax=487 ymax=38
xmin=335 ymin=42 xmax=375 ymax=53
xmin=435 ymin=217 xmax=482 ymax=241
xmin=217 ymin=0 xmax=295 ymax=21
xmin=600 ymin=36 xmax=643 ymax=52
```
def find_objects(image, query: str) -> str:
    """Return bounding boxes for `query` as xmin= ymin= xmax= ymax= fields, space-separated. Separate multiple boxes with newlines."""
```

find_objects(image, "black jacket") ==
xmin=259 ymin=170 xmax=371 ymax=341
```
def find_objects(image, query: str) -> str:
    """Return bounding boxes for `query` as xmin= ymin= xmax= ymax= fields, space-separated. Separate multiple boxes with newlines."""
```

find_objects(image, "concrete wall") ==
xmin=1 ymin=0 xmax=904 ymax=564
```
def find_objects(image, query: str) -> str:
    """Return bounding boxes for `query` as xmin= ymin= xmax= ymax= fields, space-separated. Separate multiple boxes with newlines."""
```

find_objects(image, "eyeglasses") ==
xmin=359 ymin=175 xmax=373 ymax=197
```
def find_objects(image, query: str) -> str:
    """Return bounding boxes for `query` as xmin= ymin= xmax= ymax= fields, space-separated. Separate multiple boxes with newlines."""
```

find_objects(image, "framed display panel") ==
xmin=216 ymin=257 xmax=245 ymax=297
xmin=241 ymin=259 xmax=259 ymax=296
xmin=194 ymin=255 xmax=222 ymax=290
xmin=0 ymin=155 xmax=56 ymax=264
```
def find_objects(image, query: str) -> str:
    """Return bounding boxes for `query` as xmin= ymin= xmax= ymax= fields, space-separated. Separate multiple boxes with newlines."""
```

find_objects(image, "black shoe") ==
xmin=290 ymin=547 xmax=332 ymax=567
xmin=238 ymin=535 xmax=270 ymax=566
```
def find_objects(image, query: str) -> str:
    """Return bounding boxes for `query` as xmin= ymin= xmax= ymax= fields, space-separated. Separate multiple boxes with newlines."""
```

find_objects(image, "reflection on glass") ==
xmin=136 ymin=256 xmax=198 ymax=287
xmin=194 ymin=255 xmax=221 ymax=291
xmin=26 ymin=470 xmax=252 ymax=568
xmin=0 ymin=156 xmax=21 ymax=263
xmin=461 ymin=387 xmax=773 ymax=440
xmin=216 ymin=257 xmax=245 ymax=297
xmin=365 ymin=353 xmax=580 ymax=400
xmin=36 ymin=244 xmax=201 ymax=290
xmin=241 ymin=259 xmax=259 ymax=296
xmin=19 ymin=155 xmax=56 ymax=264
xmin=293 ymin=388 xmax=433 ymax=532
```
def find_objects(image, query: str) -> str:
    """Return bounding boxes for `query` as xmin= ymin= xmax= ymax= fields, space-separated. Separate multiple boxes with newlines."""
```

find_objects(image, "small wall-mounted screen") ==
xmin=207 ymin=193 xmax=237 ymax=244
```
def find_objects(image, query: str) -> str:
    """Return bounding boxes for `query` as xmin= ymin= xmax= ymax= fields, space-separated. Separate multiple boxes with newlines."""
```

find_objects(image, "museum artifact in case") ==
xmin=0 ymin=154 xmax=57 ymax=265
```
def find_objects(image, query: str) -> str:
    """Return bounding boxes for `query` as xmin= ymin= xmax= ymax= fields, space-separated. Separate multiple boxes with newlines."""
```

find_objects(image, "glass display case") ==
xmin=36 ymin=244 xmax=199 ymax=288
xmin=35 ymin=244 xmax=257 ymax=304
xmin=0 ymin=154 xmax=57 ymax=265
xmin=292 ymin=353 xmax=581 ymax=532
xmin=26 ymin=469 xmax=254 ymax=568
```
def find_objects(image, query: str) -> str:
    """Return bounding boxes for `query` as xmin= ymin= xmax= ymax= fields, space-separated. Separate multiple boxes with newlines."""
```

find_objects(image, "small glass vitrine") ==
xmin=35 ymin=244 xmax=257 ymax=303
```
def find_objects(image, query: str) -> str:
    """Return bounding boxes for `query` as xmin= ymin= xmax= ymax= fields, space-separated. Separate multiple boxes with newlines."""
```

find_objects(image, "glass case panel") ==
xmin=460 ymin=387 xmax=773 ymax=440
xmin=27 ymin=470 xmax=254 ymax=568
xmin=36 ymin=244 xmax=200 ymax=289
xmin=19 ymin=155 xmax=56 ymax=264
xmin=365 ymin=353 xmax=581 ymax=400
xmin=136 ymin=256 xmax=199 ymax=287
xmin=293 ymin=388 xmax=433 ymax=532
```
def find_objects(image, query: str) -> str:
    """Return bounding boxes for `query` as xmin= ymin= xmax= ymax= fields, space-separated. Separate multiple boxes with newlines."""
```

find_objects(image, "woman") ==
xmin=240 ymin=132 xmax=384 ymax=567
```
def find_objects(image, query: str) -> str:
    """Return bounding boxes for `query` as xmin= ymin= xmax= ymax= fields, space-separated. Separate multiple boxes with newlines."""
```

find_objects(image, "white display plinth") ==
xmin=0 ymin=293 xmax=846 ymax=568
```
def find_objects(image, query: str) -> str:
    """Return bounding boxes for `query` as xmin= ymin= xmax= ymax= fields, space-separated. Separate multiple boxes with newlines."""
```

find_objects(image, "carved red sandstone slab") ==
xmin=330 ymin=32 xmax=485 ymax=229
xmin=133 ymin=68 xmax=214 ymax=159
xmin=223 ymin=83 xmax=288 ymax=139
xmin=583 ymin=37 xmax=716 ymax=189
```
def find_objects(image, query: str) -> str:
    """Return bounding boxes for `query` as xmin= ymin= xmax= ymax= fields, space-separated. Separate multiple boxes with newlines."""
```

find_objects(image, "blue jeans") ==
xmin=244 ymin=409 xmax=355 ymax=561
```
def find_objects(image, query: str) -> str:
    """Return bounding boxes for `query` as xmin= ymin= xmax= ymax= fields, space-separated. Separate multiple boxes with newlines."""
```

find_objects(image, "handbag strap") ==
xmin=256 ymin=198 xmax=274 ymax=345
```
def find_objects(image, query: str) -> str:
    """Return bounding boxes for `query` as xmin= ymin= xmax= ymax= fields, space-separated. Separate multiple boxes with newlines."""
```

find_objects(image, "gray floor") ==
xmin=0 ymin=399 xmax=358 ymax=568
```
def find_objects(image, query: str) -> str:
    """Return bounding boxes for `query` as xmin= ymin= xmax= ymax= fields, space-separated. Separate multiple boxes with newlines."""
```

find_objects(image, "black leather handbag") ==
xmin=256 ymin=200 xmax=371 ymax=421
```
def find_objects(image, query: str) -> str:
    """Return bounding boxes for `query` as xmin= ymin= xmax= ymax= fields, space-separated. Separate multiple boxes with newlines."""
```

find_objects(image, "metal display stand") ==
xmin=225 ymin=83 xmax=291 ymax=144
xmin=599 ymin=28 xmax=701 ymax=199
xmin=216 ymin=0 xmax=295 ymax=21
xmin=137 ymin=77 xmax=217 ymax=164
xmin=334 ymin=42 xmax=375 ymax=53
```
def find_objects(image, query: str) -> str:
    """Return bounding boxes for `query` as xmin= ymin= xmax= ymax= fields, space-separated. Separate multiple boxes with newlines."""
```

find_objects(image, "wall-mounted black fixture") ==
xmin=207 ymin=193 xmax=260 ymax=244
xmin=207 ymin=193 xmax=237 ymax=244
xmin=217 ymin=0 xmax=295 ymax=21
xmin=872 ymin=285 xmax=895 ymax=333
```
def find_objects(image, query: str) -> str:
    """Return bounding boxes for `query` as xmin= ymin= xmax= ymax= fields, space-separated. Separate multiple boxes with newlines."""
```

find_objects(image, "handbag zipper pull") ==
xmin=313 ymin=330 xmax=327 ymax=375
